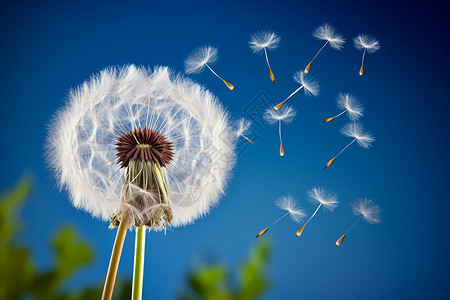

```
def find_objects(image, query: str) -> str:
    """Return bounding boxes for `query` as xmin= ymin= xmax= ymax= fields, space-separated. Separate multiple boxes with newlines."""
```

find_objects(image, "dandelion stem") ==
xmin=325 ymin=138 xmax=356 ymax=169
xmin=270 ymin=211 xmax=290 ymax=228
xmin=306 ymin=40 xmax=329 ymax=73
xmin=323 ymin=109 xmax=347 ymax=123
xmin=274 ymin=85 xmax=304 ymax=110
xmin=132 ymin=226 xmax=146 ymax=300
xmin=335 ymin=138 xmax=357 ymax=159
xmin=359 ymin=48 xmax=367 ymax=75
xmin=205 ymin=63 xmax=234 ymax=90
xmin=264 ymin=48 xmax=275 ymax=84
xmin=305 ymin=203 xmax=322 ymax=226
xmin=344 ymin=216 xmax=363 ymax=235
xmin=101 ymin=213 xmax=130 ymax=300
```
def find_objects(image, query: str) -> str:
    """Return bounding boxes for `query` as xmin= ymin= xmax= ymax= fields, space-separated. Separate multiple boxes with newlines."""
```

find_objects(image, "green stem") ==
xmin=132 ymin=226 xmax=146 ymax=300
xmin=101 ymin=213 xmax=129 ymax=300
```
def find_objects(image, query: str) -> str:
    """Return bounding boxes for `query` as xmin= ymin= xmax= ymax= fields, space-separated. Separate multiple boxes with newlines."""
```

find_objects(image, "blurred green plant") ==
xmin=0 ymin=177 xmax=131 ymax=300
xmin=178 ymin=240 xmax=271 ymax=300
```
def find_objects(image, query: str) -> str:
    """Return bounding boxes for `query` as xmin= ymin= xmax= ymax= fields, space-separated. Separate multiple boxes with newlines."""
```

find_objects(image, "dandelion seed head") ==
xmin=249 ymin=30 xmax=281 ymax=54
xmin=293 ymin=70 xmax=320 ymax=96
xmin=308 ymin=187 xmax=339 ymax=211
xmin=184 ymin=45 xmax=218 ymax=74
xmin=341 ymin=122 xmax=374 ymax=148
xmin=233 ymin=118 xmax=252 ymax=139
xmin=263 ymin=105 xmax=297 ymax=125
xmin=352 ymin=198 xmax=381 ymax=224
xmin=336 ymin=93 xmax=364 ymax=120
xmin=47 ymin=65 xmax=236 ymax=229
xmin=313 ymin=23 xmax=346 ymax=50
xmin=275 ymin=195 xmax=306 ymax=223
xmin=354 ymin=34 xmax=380 ymax=53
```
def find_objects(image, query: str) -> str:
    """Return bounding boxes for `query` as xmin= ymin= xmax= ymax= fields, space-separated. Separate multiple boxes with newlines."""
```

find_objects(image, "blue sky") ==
xmin=0 ymin=0 xmax=449 ymax=299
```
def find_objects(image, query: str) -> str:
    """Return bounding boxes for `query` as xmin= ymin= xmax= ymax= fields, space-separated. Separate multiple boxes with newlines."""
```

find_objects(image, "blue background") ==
xmin=1 ymin=0 xmax=449 ymax=299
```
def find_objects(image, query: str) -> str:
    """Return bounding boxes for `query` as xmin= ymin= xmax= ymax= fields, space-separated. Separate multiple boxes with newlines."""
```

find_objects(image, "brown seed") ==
xmin=336 ymin=234 xmax=346 ymax=246
xmin=255 ymin=228 xmax=269 ymax=238
xmin=280 ymin=143 xmax=285 ymax=157
xmin=305 ymin=62 xmax=312 ymax=74
xmin=223 ymin=80 xmax=235 ymax=90
xmin=359 ymin=65 xmax=364 ymax=76
xmin=296 ymin=224 xmax=306 ymax=237
xmin=323 ymin=117 xmax=336 ymax=123
xmin=270 ymin=69 xmax=275 ymax=85
xmin=324 ymin=157 xmax=336 ymax=169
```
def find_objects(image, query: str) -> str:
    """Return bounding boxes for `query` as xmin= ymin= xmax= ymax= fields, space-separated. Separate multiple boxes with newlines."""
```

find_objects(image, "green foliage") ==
xmin=0 ymin=177 xmax=131 ymax=300
xmin=178 ymin=240 xmax=271 ymax=300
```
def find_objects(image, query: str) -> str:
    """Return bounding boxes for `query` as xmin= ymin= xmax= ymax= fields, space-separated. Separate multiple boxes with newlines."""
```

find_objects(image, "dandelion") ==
xmin=296 ymin=187 xmax=338 ymax=237
xmin=273 ymin=70 xmax=319 ymax=111
xmin=336 ymin=198 xmax=381 ymax=246
xmin=263 ymin=105 xmax=296 ymax=157
xmin=324 ymin=122 xmax=374 ymax=169
xmin=323 ymin=93 xmax=364 ymax=123
xmin=233 ymin=118 xmax=254 ymax=144
xmin=256 ymin=195 xmax=306 ymax=238
xmin=353 ymin=34 xmax=380 ymax=75
xmin=184 ymin=45 xmax=235 ymax=90
xmin=47 ymin=65 xmax=236 ymax=300
xmin=305 ymin=23 xmax=346 ymax=73
xmin=249 ymin=30 xmax=281 ymax=84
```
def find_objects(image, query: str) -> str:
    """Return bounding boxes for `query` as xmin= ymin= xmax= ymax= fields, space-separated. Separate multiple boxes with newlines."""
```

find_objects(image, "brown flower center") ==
xmin=116 ymin=127 xmax=174 ymax=168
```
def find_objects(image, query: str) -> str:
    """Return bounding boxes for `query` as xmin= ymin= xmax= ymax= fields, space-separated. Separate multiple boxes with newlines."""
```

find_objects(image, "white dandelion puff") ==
xmin=249 ymin=30 xmax=281 ymax=84
xmin=305 ymin=23 xmax=346 ymax=73
xmin=324 ymin=93 xmax=364 ymax=123
xmin=233 ymin=118 xmax=254 ymax=144
xmin=336 ymin=198 xmax=381 ymax=246
xmin=256 ymin=195 xmax=306 ymax=238
xmin=352 ymin=198 xmax=381 ymax=224
xmin=263 ymin=105 xmax=296 ymax=156
xmin=273 ymin=70 xmax=319 ymax=110
xmin=296 ymin=187 xmax=338 ymax=237
xmin=354 ymin=34 xmax=380 ymax=75
xmin=46 ymin=65 xmax=236 ymax=299
xmin=184 ymin=45 xmax=234 ymax=90
xmin=324 ymin=122 xmax=374 ymax=169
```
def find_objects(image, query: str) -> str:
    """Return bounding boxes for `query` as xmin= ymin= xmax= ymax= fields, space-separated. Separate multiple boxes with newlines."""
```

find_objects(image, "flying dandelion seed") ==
xmin=47 ymin=65 xmax=237 ymax=300
xmin=184 ymin=45 xmax=235 ymax=90
xmin=353 ymin=34 xmax=380 ymax=75
xmin=249 ymin=30 xmax=281 ymax=84
xmin=296 ymin=187 xmax=338 ymax=237
xmin=263 ymin=105 xmax=296 ymax=157
xmin=323 ymin=93 xmax=364 ymax=123
xmin=304 ymin=23 xmax=346 ymax=74
xmin=273 ymin=70 xmax=319 ymax=111
xmin=256 ymin=195 xmax=306 ymax=238
xmin=324 ymin=122 xmax=374 ymax=169
xmin=336 ymin=198 xmax=381 ymax=246
xmin=233 ymin=118 xmax=254 ymax=144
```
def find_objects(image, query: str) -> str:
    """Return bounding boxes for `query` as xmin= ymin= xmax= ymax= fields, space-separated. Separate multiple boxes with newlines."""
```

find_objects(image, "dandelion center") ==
xmin=116 ymin=127 xmax=174 ymax=168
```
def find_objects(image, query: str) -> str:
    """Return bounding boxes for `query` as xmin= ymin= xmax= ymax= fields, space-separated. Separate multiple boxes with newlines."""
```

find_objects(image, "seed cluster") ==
xmin=116 ymin=127 xmax=174 ymax=168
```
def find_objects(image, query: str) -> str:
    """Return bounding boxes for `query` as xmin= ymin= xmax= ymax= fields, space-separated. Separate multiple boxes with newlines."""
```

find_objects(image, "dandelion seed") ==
xmin=323 ymin=93 xmax=364 ymax=123
xmin=249 ymin=30 xmax=281 ymax=84
xmin=305 ymin=23 xmax=346 ymax=74
xmin=184 ymin=45 xmax=235 ymax=90
xmin=256 ymin=195 xmax=306 ymax=238
xmin=233 ymin=118 xmax=254 ymax=144
xmin=296 ymin=187 xmax=338 ymax=237
xmin=336 ymin=198 xmax=381 ymax=246
xmin=273 ymin=70 xmax=319 ymax=110
xmin=324 ymin=122 xmax=374 ymax=169
xmin=263 ymin=105 xmax=296 ymax=157
xmin=353 ymin=34 xmax=380 ymax=75
xmin=47 ymin=65 xmax=236 ymax=300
